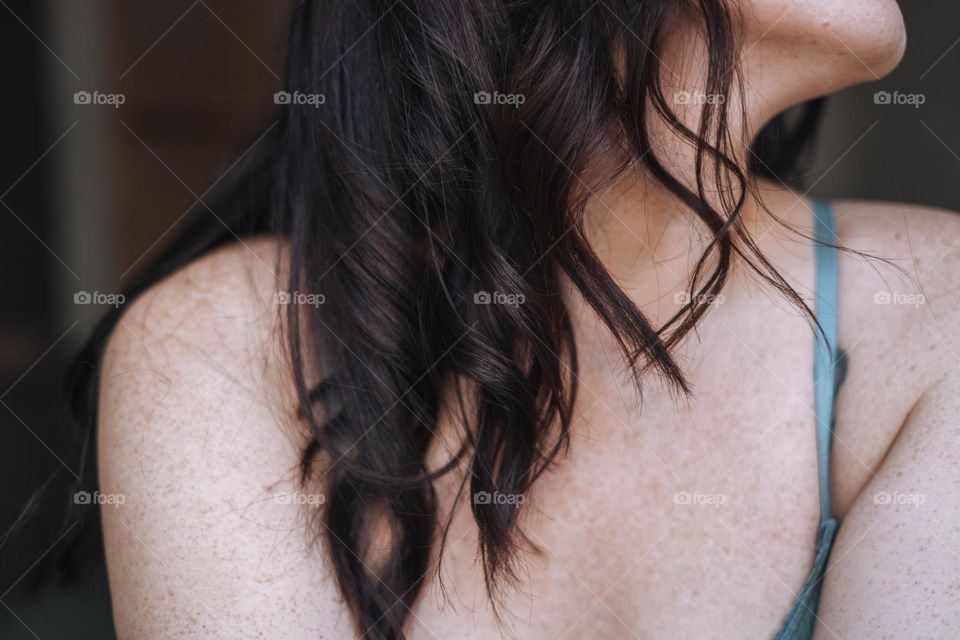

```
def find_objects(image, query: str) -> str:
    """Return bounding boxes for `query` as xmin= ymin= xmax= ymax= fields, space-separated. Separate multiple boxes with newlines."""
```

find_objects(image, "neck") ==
xmin=579 ymin=20 xmax=810 ymax=300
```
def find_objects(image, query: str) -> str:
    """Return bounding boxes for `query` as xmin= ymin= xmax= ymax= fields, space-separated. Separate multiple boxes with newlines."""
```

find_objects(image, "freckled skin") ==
xmin=99 ymin=241 xmax=352 ymax=639
xmin=98 ymin=2 xmax=959 ymax=639
xmin=101 ymin=208 xmax=960 ymax=639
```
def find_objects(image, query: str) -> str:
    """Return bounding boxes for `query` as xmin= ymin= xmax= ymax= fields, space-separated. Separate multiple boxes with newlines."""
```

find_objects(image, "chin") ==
xmin=742 ymin=0 xmax=906 ymax=101
xmin=831 ymin=0 xmax=907 ymax=78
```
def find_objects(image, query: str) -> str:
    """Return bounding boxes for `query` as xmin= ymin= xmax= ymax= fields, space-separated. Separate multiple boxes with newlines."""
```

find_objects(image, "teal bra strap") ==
xmin=812 ymin=198 xmax=839 ymax=523
xmin=773 ymin=199 xmax=843 ymax=640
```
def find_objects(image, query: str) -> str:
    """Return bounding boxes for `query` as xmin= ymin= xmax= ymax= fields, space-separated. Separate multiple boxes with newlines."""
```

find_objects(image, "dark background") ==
xmin=0 ymin=1 xmax=956 ymax=637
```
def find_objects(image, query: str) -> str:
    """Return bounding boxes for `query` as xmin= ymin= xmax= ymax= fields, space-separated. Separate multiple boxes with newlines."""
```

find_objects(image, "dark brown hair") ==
xmin=61 ymin=1 xmax=824 ymax=638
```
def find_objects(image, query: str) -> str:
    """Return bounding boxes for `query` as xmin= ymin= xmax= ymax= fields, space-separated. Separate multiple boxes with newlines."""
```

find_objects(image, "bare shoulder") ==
xmin=760 ymin=197 xmax=960 ymax=633
xmin=833 ymin=198 xmax=960 ymax=284
xmin=811 ymin=198 xmax=960 ymax=514
xmin=98 ymin=238 xmax=349 ymax=638
xmin=814 ymin=200 xmax=960 ymax=636
xmin=831 ymin=198 xmax=960 ymax=367
xmin=105 ymin=236 xmax=290 ymax=366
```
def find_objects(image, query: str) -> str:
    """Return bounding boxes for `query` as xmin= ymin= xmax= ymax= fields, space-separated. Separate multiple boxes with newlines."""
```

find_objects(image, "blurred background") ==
xmin=0 ymin=0 xmax=957 ymax=637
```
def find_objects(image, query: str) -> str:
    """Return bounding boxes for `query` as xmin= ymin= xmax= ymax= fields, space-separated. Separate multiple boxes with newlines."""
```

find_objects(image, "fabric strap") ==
xmin=773 ymin=199 xmax=842 ymax=639
xmin=812 ymin=198 xmax=839 ymax=523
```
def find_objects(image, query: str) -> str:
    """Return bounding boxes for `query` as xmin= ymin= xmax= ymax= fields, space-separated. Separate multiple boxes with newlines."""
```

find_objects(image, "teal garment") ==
xmin=773 ymin=199 xmax=846 ymax=639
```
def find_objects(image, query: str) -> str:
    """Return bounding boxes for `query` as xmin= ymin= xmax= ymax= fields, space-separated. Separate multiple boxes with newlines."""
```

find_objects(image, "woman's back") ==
xmin=97 ymin=191 xmax=960 ymax=638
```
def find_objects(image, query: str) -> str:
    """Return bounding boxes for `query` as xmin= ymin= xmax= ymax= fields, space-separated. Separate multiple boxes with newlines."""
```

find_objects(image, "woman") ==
xmin=69 ymin=0 xmax=960 ymax=638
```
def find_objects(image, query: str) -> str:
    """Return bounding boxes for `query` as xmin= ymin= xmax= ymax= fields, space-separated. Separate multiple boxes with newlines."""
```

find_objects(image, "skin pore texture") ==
xmin=98 ymin=1 xmax=960 ymax=638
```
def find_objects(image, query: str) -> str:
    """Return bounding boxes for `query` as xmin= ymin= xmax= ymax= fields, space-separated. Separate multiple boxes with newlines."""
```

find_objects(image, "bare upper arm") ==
xmin=822 ymin=199 xmax=960 ymax=516
xmin=796 ymin=200 xmax=960 ymax=636
xmin=815 ymin=371 xmax=960 ymax=639
xmin=97 ymin=239 xmax=349 ymax=638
